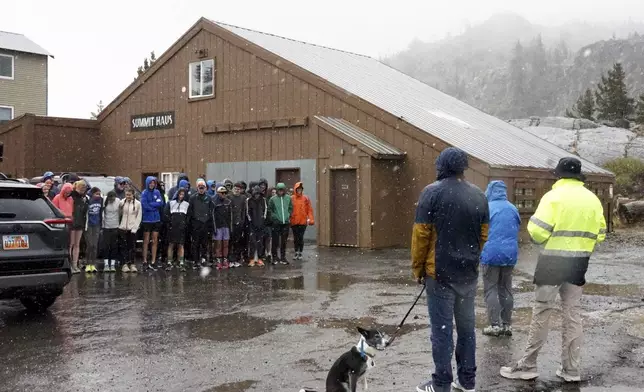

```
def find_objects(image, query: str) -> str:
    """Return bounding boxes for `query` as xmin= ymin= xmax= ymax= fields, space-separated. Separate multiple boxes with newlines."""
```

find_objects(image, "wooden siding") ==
xmin=0 ymin=115 xmax=99 ymax=178
xmin=98 ymin=26 xmax=489 ymax=194
xmin=0 ymin=50 xmax=48 ymax=117
xmin=371 ymin=159 xmax=403 ymax=248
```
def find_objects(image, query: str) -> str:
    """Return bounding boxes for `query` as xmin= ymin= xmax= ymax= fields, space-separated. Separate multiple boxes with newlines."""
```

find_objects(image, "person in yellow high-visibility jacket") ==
xmin=501 ymin=157 xmax=606 ymax=383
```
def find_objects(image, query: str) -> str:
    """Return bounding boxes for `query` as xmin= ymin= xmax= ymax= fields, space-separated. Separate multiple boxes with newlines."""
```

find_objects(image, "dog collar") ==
xmin=357 ymin=338 xmax=378 ymax=360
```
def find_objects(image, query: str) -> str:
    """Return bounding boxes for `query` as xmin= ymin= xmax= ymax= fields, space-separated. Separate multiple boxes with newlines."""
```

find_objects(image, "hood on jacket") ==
xmin=43 ymin=171 xmax=54 ymax=182
xmin=259 ymin=178 xmax=268 ymax=188
xmin=145 ymin=176 xmax=157 ymax=191
xmin=114 ymin=176 xmax=123 ymax=187
xmin=248 ymin=181 xmax=258 ymax=191
xmin=178 ymin=179 xmax=189 ymax=189
xmin=436 ymin=147 xmax=468 ymax=181
xmin=276 ymin=182 xmax=286 ymax=191
xmin=486 ymin=181 xmax=508 ymax=202
xmin=294 ymin=182 xmax=303 ymax=194
xmin=206 ymin=180 xmax=215 ymax=196
xmin=60 ymin=183 xmax=73 ymax=198
xmin=176 ymin=173 xmax=189 ymax=187
xmin=251 ymin=185 xmax=262 ymax=196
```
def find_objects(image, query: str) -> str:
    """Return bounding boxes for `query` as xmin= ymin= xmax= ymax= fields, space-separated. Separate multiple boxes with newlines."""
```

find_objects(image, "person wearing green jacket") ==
xmin=268 ymin=183 xmax=293 ymax=265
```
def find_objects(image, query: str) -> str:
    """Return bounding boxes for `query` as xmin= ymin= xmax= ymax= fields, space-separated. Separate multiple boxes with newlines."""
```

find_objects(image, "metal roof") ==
xmin=314 ymin=116 xmax=405 ymax=159
xmin=214 ymin=22 xmax=612 ymax=176
xmin=0 ymin=31 xmax=53 ymax=57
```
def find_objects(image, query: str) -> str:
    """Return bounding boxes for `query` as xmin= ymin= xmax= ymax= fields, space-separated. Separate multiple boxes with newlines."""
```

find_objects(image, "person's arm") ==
xmin=306 ymin=196 xmax=315 ymax=225
xmin=133 ymin=201 xmax=142 ymax=233
xmin=527 ymin=192 xmax=556 ymax=244
xmin=480 ymin=198 xmax=490 ymax=251
xmin=597 ymin=209 xmax=607 ymax=243
xmin=288 ymin=196 xmax=294 ymax=219
xmin=411 ymin=186 xmax=435 ymax=282
xmin=150 ymin=191 xmax=164 ymax=209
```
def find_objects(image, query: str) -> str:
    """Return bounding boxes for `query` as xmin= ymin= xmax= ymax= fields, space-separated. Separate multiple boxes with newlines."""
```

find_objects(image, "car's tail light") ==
xmin=44 ymin=218 xmax=71 ymax=229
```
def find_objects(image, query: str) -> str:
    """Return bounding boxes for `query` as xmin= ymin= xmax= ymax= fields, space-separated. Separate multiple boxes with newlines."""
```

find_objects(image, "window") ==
xmin=514 ymin=187 xmax=535 ymax=196
xmin=0 ymin=54 xmax=14 ymax=79
xmin=514 ymin=186 xmax=536 ymax=211
xmin=189 ymin=59 xmax=215 ymax=98
xmin=161 ymin=172 xmax=181 ymax=187
xmin=0 ymin=189 xmax=60 ymax=221
xmin=0 ymin=105 xmax=13 ymax=123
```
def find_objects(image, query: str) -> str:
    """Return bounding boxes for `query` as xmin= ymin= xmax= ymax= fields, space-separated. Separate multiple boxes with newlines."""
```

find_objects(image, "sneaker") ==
xmin=109 ymin=265 xmax=117 ymax=272
xmin=179 ymin=264 xmax=186 ymax=272
xmin=483 ymin=325 xmax=503 ymax=337
xmin=279 ymin=258 xmax=289 ymax=265
xmin=71 ymin=266 xmax=81 ymax=274
xmin=500 ymin=364 xmax=539 ymax=380
xmin=416 ymin=379 xmax=448 ymax=392
xmin=122 ymin=264 xmax=131 ymax=273
xmin=192 ymin=261 xmax=200 ymax=270
xmin=201 ymin=258 xmax=207 ymax=267
xmin=451 ymin=379 xmax=475 ymax=392
xmin=149 ymin=263 xmax=158 ymax=272
xmin=248 ymin=260 xmax=256 ymax=267
xmin=502 ymin=325 xmax=513 ymax=336
xmin=257 ymin=259 xmax=265 ymax=267
xmin=556 ymin=367 xmax=581 ymax=382
xmin=165 ymin=263 xmax=173 ymax=271
xmin=129 ymin=264 xmax=138 ymax=273
xmin=216 ymin=261 xmax=223 ymax=270
xmin=272 ymin=258 xmax=278 ymax=265
xmin=222 ymin=259 xmax=230 ymax=269
xmin=234 ymin=261 xmax=242 ymax=268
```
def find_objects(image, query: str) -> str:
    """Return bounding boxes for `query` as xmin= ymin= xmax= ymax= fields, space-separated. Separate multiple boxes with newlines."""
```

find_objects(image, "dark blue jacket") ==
xmin=480 ymin=181 xmax=521 ymax=266
xmin=141 ymin=176 xmax=164 ymax=223
xmin=87 ymin=196 xmax=103 ymax=227
xmin=411 ymin=147 xmax=489 ymax=284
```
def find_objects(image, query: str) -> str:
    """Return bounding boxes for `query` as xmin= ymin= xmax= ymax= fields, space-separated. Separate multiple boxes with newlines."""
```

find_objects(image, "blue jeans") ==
xmin=426 ymin=277 xmax=477 ymax=390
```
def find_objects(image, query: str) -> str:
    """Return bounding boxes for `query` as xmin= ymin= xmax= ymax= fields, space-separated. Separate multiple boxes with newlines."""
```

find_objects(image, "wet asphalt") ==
xmin=1 ymin=232 xmax=644 ymax=392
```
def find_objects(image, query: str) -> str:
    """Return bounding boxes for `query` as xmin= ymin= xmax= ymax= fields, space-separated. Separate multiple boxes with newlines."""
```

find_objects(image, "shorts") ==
xmin=213 ymin=227 xmax=230 ymax=241
xmin=141 ymin=222 xmax=161 ymax=233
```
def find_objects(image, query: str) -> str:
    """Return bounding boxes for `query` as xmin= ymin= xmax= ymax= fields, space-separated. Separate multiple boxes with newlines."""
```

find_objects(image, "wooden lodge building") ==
xmin=0 ymin=18 xmax=614 ymax=248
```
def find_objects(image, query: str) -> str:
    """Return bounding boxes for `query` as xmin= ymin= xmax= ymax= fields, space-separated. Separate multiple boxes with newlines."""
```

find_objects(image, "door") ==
xmin=331 ymin=169 xmax=358 ymax=247
xmin=275 ymin=168 xmax=301 ymax=190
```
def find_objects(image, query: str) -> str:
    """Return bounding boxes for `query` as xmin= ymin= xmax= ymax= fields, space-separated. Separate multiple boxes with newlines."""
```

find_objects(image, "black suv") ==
xmin=0 ymin=179 xmax=71 ymax=311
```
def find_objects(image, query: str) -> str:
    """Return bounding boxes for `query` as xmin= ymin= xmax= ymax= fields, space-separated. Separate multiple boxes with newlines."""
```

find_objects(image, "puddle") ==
xmin=261 ymin=272 xmax=359 ymax=292
xmin=177 ymin=313 xmax=281 ymax=342
xmin=582 ymin=283 xmax=641 ymax=297
xmin=203 ymin=380 xmax=257 ymax=392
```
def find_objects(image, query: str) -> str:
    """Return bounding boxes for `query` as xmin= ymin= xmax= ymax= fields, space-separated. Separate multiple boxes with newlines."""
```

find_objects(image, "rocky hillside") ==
xmin=511 ymin=117 xmax=644 ymax=165
xmin=384 ymin=13 xmax=644 ymax=119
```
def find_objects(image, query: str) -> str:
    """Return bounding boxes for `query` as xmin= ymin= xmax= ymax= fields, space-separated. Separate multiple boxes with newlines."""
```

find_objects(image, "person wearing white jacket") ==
xmin=119 ymin=189 xmax=142 ymax=273
xmin=102 ymin=191 xmax=121 ymax=272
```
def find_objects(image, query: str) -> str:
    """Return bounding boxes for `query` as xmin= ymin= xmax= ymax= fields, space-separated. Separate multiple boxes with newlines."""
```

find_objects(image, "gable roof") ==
xmin=97 ymin=18 xmax=611 ymax=176
xmin=0 ymin=31 xmax=53 ymax=57
xmin=214 ymin=22 xmax=611 ymax=176
xmin=314 ymin=116 xmax=405 ymax=160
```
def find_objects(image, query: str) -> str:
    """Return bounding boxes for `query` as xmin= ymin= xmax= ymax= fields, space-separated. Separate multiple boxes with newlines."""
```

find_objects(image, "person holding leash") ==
xmin=411 ymin=147 xmax=489 ymax=392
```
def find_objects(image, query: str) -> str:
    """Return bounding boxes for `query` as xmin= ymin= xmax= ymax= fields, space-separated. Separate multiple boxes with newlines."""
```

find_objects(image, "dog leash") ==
xmin=386 ymin=281 xmax=426 ymax=346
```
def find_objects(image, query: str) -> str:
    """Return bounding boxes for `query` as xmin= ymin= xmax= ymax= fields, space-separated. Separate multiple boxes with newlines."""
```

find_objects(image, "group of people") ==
xmin=42 ymin=172 xmax=314 ymax=274
xmin=412 ymin=147 xmax=606 ymax=392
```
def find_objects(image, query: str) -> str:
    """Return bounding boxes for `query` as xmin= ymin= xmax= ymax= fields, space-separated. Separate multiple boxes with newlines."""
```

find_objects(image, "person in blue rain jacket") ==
xmin=480 ymin=180 xmax=521 ymax=337
xmin=140 ymin=176 xmax=164 ymax=270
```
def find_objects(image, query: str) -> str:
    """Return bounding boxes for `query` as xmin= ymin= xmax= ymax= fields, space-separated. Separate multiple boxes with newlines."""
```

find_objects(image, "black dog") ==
xmin=300 ymin=327 xmax=389 ymax=392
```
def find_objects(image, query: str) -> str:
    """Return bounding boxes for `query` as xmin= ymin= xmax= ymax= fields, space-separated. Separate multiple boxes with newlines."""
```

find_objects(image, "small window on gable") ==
xmin=0 ymin=54 xmax=14 ymax=79
xmin=189 ymin=59 xmax=215 ymax=99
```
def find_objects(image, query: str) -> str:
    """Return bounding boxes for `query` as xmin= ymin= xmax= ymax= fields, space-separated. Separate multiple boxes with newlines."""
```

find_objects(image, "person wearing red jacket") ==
xmin=290 ymin=182 xmax=314 ymax=260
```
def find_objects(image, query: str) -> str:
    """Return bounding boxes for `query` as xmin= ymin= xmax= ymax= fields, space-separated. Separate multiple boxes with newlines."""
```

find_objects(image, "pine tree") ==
xmin=636 ymin=94 xmax=644 ymax=125
xmin=567 ymin=88 xmax=595 ymax=120
xmin=508 ymin=41 xmax=527 ymax=117
xmin=595 ymin=63 xmax=634 ymax=121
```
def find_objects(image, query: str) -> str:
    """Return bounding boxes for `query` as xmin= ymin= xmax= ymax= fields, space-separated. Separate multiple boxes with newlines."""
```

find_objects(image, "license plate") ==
xmin=2 ymin=235 xmax=29 ymax=250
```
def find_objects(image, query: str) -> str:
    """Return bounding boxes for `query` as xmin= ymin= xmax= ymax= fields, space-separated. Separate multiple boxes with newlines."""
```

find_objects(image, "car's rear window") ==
xmin=0 ymin=189 xmax=61 ymax=221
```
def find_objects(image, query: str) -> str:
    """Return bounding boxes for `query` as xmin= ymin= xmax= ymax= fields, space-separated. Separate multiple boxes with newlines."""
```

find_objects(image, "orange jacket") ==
xmin=290 ymin=182 xmax=314 ymax=226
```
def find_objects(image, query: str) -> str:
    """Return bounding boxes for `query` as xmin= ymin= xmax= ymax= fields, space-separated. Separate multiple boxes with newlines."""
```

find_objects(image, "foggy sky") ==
xmin=4 ymin=0 xmax=644 ymax=119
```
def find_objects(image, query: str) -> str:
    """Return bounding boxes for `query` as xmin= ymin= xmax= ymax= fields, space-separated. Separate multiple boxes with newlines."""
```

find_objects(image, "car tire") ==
xmin=20 ymin=294 xmax=59 ymax=313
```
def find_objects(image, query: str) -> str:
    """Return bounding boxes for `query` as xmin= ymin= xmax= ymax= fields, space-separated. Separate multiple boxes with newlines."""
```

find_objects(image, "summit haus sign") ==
xmin=131 ymin=111 xmax=175 ymax=131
